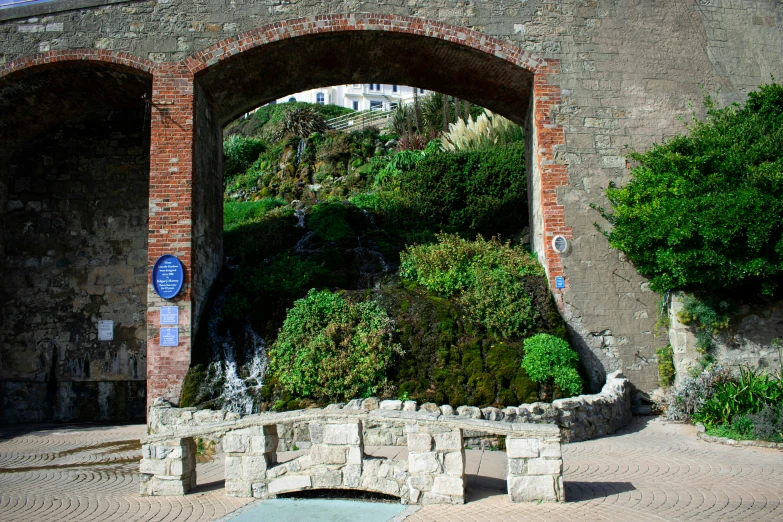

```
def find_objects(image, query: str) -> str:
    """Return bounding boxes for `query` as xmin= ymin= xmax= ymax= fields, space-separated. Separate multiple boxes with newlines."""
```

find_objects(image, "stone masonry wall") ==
xmin=148 ymin=371 xmax=631 ymax=444
xmin=1 ymin=0 xmax=782 ymax=401
xmin=0 ymin=108 xmax=149 ymax=423
xmin=669 ymin=294 xmax=783 ymax=387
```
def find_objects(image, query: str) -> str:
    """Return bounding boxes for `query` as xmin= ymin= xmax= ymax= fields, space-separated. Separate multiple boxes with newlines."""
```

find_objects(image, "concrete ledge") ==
xmin=0 ymin=0 xmax=135 ymax=22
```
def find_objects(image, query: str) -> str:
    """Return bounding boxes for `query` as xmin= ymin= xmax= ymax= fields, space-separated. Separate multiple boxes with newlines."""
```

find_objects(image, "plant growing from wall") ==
xmin=268 ymin=289 xmax=402 ymax=402
xmin=521 ymin=334 xmax=583 ymax=398
xmin=656 ymin=345 xmax=675 ymax=388
xmin=594 ymin=82 xmax=783 ymax=296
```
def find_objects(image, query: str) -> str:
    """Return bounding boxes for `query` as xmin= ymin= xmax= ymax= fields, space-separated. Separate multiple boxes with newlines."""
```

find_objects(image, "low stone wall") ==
xmin=148 ymin=371 xmax=631 ymax=445
xmin=141 ymin=409 xmax=565 ymax=504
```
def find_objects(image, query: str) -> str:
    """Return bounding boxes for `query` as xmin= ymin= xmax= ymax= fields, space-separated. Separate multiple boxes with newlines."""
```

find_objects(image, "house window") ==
xmin=370 ymin=101 xmax=383 ymax=111
xmin=419 ymin=88 xmax=425 ymax=94
xmin=316 ymin=92 xmax=325 ymax=105
xmin=368 ymin=84 xmax=375 ymax=91
xmin=369 ymin=84 xmax=381 ymax=91
xmin=353 ymin=100 xmax=359 ymax=111
xmin=392 ymin=85 xmax=398 ymax=92
xmin=390 ymin=102 xmax=399 ymax=110
xmin=288 ymin=97 xmax=297 ymax=102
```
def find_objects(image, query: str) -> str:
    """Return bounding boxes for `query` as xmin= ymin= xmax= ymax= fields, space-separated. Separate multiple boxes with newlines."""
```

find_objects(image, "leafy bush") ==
xmin=656 ymin=345 xmax=675 ymax=388
xmin=521 ymin=334 xmax=583 ymax=397
xmin=664 ymin=364 xmax=733 ymax=421
xmin=747 ymin=403 xmax=783 ymax=441
xmin=676 ymin=295 xmax=730 ymax=334
xmin=400 ymin=234 xmax=543 ymax=337
xmin=308 ymin=202 xmax=354 ymax=241
xmin=224 ymin=135 xmax=266 ymax=180
xmin=269 ymin=289 xmax=401 ymax=401
xmin=692 ymin=365 xmax=783 ymax=427
xmin=595 ymin=83 xmax=783 ymax=295
xmin=396 ymin=144 xmax=527 ymax=236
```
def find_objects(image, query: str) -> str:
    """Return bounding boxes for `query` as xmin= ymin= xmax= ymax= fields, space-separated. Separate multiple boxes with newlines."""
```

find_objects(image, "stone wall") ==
xmin=0 ymin=108 xmax=149 ymax=423
xmin=148 ymin=371 xmax=631 ymax=444
xmin=1 ymin=0 xmax=782 ymax=406
xmin=669 ymin=294 xmax=783 ymax=387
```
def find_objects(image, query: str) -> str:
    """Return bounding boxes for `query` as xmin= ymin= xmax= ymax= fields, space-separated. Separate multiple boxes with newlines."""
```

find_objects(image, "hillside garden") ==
xmin=180 ymin=95 xmax=584 ymax=413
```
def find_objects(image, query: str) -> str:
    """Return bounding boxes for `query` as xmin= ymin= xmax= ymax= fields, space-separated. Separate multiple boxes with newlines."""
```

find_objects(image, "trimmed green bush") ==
xmin=656 ymin=345 xmax=675 ymax=388
xmin=596 ymin=83 xmax=783 ymax=295
xmin=224 ymin=198 xmax=287 ymax=231
xmin=269 ymin=290 xmax=401 ymax=402
xmin=521 ymin=334 xmax=583 ymax=397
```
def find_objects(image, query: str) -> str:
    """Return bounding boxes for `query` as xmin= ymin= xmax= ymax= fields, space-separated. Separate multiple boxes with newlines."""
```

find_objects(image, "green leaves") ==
xmin=521 ymin=334 xmax=583 ymax=398
xmin=268 ymin=290 xmax=401 ymax=402
xmin=400 ymin=234 xmax=543 ymax=338
xmin=598 ymin=83 xmax=783 ymax=294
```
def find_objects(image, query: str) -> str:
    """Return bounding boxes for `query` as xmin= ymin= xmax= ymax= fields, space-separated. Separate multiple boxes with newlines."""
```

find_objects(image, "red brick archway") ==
xmin=1 ymin=17 xmax=572 ymax=411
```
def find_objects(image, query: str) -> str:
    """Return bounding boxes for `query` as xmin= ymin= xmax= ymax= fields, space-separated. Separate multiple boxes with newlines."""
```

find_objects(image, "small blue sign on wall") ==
xmin=152 ymin=255 xmax=184 ymax=300
xmin=555 ymin=276 xmax=565 ymax=289
xmin=160 ymin=306 xmax=179 ymax=325
xmin=160 ymin=327 xmax=179 ymax=347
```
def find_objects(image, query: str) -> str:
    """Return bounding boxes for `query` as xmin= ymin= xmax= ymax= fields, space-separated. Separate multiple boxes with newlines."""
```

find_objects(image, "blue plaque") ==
xmin=152 ymin=255 xmax=184 ymax=300
xmin=160 ymin=327 xmax=179 ymax=347
xmin=555 ymin=276 xmax=565 ymax=289
xmin=160 ymin=306 xmax=179 ymax=325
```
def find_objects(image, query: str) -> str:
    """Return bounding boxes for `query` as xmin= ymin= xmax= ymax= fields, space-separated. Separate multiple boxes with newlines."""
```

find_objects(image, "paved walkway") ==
xmin=0 ymin=417 xmax=781 ymax=521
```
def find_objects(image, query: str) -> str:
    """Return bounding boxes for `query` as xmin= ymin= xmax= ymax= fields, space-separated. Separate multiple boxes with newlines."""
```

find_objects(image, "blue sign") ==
xmin=160 ymin=306 xmax=179 ymax=325
xmin=152 ymin=255 xmax=184 ymax=300
xmin=160 ymin=327 xmax=179 ymax=347
xmin=555 ymin=276 xmax=565 ymax=289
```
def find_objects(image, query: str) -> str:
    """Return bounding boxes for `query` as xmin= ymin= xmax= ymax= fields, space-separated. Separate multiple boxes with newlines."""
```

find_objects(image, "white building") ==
xmin=277 ymin=84 xmax=428 ymax=112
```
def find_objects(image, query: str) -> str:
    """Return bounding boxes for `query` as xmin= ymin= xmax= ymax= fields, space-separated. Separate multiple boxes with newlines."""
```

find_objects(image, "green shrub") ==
xmin=595 ymin=83 xmax=783 ymax=295
xmin=460 ymin=267 xmax=536 ymax=338
xmin=308 ymin=202 xmax=354 ymax=241
xmin=224 ymin=135 xmax=266 ymax=180
xmin=521 ymin=334 xmax=583 ymax=397
xmin=397 ymin=144 xmax=527 ymax=236
xmin=656 ymin=345 xmax=675 ymax=388
xmin=400 ymin=234 xmax=542 ymax=296
xmin=269 ymin=289 xmax=401 ymax=401
xmin=693 ymin=365 xmax=783 ymax=428
xmin=272 ymin=107 xmax=328 ymax=141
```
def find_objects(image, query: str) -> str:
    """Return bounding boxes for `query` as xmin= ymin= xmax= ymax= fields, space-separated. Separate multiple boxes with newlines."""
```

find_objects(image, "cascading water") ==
xmin=203 ymin=287 xmax=267 ymax=414
xmin=295 ymin=138 xmax=307 ymax=168
xmin=294 ymin=208 xmax=306 ymax=228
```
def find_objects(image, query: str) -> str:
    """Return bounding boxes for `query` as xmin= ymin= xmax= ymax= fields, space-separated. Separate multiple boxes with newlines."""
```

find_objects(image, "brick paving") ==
xmin=0 ymin=417 xmax=781 ymax=521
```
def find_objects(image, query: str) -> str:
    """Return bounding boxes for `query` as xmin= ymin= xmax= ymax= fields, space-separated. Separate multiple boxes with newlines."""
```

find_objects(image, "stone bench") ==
xmin=140 ymin=409 xmax=564 ymax=504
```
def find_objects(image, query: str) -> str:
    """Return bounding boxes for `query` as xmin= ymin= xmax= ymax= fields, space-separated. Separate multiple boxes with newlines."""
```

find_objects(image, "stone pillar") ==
xmin=506 ymin=434 xmax=564 ymax=503
xmin=307 ymin=418 xmax=363 ymax=490
xmin=140 ymin=437 xmax=197 ymax=496
xmin=406 ymin=424 xmax=465 ymax=505
xmin=146 ymin=63 xmax=196 ymax=408
xmin=224 ymin=424 xmax=279 ymax=498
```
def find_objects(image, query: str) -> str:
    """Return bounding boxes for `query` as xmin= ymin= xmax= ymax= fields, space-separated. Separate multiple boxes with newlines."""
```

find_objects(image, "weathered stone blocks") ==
xmin=506 ymin=434 xmax=564 ymax=503
xmin=139 ymin=437 xmax=197 ymax=496
xmin=407 ymin=424 xmax=465 ymax=505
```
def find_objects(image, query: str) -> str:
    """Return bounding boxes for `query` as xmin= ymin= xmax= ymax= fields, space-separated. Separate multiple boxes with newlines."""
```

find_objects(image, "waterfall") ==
xmin=204 ymin=287 xmax=267 ymax=414
xmin=295 ymin=138 xmax=306 ymax=168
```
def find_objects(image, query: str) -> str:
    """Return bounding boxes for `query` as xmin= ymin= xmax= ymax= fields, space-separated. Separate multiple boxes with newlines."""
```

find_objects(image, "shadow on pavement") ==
xmin=565 ymin=481 xmax=636 ymax=502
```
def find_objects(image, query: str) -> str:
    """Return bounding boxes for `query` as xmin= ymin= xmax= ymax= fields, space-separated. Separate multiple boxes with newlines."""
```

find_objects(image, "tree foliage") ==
xmin=596 ymin=83 xmax=783 ymax=294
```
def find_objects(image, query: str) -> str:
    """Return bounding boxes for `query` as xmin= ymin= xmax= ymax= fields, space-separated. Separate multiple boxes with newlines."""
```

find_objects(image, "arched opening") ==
xmin=0 ymin=56 xmax=153 ymax=422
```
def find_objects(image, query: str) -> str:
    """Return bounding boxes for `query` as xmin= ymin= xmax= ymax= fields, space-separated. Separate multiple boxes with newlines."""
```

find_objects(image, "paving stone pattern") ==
xmin=1 ymin=417 xmax=781 ymax=521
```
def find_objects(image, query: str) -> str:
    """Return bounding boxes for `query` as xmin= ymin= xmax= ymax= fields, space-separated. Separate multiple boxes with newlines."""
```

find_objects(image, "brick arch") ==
xmin=184 ymin=14 xmax=545 ymax=76
xmin=0 ymin=48 xmax=155 ymax=79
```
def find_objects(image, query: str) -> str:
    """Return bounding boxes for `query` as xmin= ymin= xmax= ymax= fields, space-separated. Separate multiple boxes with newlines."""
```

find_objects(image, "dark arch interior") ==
xmin=0 ymin=62 xmax=152 ymax=423
xmin=194 ymin=31 xmax=535 ymax=127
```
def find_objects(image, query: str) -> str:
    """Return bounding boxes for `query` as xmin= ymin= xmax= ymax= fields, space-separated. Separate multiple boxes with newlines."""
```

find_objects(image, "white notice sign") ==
xmin=160 ymin=327 xmax=179 ymax=347
xmin=98 ymin=320 xmax=114 ymax=341
xmin=160 ymin=306 xmax=179 ymax=325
